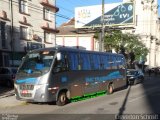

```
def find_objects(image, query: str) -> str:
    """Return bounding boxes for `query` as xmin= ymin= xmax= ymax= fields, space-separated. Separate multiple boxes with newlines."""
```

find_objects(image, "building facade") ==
xmin=0 ymin=0 xmax=59 ymax=67
xmin=123 ymin=0 xmax=160 ymax=67
xmin=56 ymin=18 xmax=99 ymax=51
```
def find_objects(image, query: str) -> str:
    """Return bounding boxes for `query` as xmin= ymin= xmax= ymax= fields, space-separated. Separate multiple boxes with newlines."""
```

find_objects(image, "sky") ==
xmin=56 ymin=0 xmax=160 ymax=27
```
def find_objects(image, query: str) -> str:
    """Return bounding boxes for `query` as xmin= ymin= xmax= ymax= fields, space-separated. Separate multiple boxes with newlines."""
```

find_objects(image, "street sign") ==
xmin=75 ymin=2 xmax=134 ymax=28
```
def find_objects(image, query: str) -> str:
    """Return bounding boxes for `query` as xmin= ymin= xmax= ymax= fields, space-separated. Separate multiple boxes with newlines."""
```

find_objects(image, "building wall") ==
xmin=123 ymin=0 xmax=160 ymax=67
xmin=0 ymin=0 xmax=58 ymax=67
xmin=56 ymin=35 xmax=99 ymax=51
xmin=58 ymin=0 xmax=160 ymax=67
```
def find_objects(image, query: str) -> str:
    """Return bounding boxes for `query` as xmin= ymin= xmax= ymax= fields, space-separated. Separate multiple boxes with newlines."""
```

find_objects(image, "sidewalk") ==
xmin=0 ymin=95 xmax=27 ymax=108
xmin=0 ymin=88 xmax=26 ymax=108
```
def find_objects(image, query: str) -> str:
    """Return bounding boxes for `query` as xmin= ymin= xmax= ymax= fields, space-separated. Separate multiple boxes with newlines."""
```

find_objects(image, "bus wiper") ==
xmin=33 ymin=69 xmax=43 ymax=74
xmin=19 ymin=69 xmax=31 ymax=74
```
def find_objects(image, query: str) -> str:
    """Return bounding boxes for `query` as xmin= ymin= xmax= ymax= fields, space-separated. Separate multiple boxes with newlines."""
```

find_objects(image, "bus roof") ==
xmin=29 ymin=47 xmax=124 ymax=57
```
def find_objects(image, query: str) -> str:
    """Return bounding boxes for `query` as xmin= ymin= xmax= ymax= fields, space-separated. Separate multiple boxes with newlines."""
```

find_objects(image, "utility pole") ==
xmin=10 ymin=0 xmax=14 ymax=66
xmin=99 ymin=0 xmax=105 ymax=52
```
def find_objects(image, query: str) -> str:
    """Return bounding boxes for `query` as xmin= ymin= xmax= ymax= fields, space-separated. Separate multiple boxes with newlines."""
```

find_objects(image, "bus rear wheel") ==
xmin=108 ymin=84 xmax=114 ymax=94
xmin=56 ymin=92 xmax=68 ymax=106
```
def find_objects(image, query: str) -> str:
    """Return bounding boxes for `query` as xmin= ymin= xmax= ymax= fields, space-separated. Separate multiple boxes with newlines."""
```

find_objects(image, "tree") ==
xmin=94 ymin=30 xmax=149 ymax=67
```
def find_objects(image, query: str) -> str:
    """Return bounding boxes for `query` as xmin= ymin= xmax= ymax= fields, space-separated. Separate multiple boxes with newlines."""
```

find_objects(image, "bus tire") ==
xmin=108 ymin=84 xmax=114 ymax=94
xmin=56 ymin=92 xmax=68 ymax=106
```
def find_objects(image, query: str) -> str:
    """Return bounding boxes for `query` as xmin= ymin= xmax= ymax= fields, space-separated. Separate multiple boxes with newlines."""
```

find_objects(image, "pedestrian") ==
xmin=154 ymin=68 xmax=157 ymax=76
xmin=148 ymin=69 xmax=151 ymax=77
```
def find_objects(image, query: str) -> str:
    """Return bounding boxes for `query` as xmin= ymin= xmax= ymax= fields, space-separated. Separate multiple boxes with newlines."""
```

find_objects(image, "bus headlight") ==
xmin=36 ymin=84 xmax=48 ymax=90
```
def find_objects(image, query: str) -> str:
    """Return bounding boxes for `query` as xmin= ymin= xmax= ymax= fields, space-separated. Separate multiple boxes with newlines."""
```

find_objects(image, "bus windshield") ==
xmin=18 ymin=51 xmax=55 ymax=77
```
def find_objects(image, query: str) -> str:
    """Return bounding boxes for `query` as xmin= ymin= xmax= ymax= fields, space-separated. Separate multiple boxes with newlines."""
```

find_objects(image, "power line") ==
xmin=2 ymin=0 xmax=160 ymax=28
xmin=9 ymin=0 xmax=86 ymax=25
xmin=57 ymin=5 xmax=74 ymax=14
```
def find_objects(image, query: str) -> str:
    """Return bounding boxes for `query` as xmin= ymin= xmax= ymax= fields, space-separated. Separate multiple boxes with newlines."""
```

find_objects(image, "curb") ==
xmin=0 ymin=90 xmax=15 ymax=99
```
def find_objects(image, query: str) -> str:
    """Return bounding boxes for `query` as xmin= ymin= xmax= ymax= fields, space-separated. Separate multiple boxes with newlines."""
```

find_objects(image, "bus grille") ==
xmin=20 ymin=93 xmax=32 ymax=97
xmin=19 ymin=84 xmax=34 ymax=90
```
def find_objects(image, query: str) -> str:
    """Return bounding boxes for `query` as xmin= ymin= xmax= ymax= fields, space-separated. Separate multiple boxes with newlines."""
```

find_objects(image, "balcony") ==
xmin=19 ymin=16 xmax=32 ymax=26
xmin=41 ymin=22 xmax=59 ymax=33
xmin=40 ymin=0 xmax=59 ymax=12
xmin=0 ymin=11 xmax=10 ymax=21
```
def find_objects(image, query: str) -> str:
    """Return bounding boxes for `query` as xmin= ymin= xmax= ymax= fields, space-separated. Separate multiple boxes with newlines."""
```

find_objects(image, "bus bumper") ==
xmin=14 ymin=84 xmax=57 ymax=103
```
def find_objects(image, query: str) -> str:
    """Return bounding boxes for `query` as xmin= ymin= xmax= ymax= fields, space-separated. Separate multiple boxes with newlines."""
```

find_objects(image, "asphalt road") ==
xmin=0 ymin=76 xmax=160 ymax=120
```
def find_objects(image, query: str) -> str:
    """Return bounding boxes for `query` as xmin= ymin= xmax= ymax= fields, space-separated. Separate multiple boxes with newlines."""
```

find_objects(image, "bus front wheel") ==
xmin=56 ymin=92 xmax=68 ymax=106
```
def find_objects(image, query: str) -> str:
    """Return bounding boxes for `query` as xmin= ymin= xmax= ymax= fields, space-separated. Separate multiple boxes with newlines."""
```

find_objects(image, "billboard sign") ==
xmin=75 ymin=2 xmax=134 ymax=28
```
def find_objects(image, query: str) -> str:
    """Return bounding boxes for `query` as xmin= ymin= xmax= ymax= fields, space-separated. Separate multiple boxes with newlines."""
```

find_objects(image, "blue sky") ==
xmin=56 ymin=0 xmax=160 ymax=26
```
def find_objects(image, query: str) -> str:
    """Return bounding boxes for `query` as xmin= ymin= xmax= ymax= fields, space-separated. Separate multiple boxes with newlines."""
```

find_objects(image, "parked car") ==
xmin=127 ymin=69 xmax=144 ymax=85
xmin=145 ymin=66 xmax=160 ymax=75
xmin=0 ymin=67 xmax=17 ymax=87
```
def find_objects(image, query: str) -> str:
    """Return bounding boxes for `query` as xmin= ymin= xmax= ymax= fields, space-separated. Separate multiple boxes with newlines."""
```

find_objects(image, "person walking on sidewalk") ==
xmin=154 ymin=68 xmax=158 ymax=76
xmin=148 ymin=69 xmax=151 ymax=77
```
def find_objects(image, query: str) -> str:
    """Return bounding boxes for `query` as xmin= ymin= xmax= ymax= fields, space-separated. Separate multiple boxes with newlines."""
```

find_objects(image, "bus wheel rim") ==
xmin=60 ymin=94 xmax=66 ymax=102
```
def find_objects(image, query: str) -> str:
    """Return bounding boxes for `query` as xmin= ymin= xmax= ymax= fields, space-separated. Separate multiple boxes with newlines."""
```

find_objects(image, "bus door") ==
xmin=69 ymin=72 xmax=84 ymax=97
xmin=51 ymin=52 xmax=70 ymax=90
xmin=67 ymin=52 xmax=83 ymax=98
xmin=83 ymin=54 xmax=100 ymax=94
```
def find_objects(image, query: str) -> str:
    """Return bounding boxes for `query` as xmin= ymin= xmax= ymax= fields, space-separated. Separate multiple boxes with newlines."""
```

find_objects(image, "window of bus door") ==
xmin=53 ymin=52 xmax=69 ymax=73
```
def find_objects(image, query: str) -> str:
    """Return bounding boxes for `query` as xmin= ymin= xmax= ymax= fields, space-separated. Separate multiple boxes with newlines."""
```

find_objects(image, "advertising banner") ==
xmin=75 ymin=2 xmax=134 ymax=28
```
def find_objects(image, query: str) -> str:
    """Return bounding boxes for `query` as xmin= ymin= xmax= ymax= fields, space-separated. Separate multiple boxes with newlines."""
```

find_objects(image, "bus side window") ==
xmin=120 ymin=56 xmax=125 ymax=69
xmin=116 ymin=56 xmax=120 ymax=69
xmin=118 ymin=56 xmax=123 ymax=69
xmin=113 ymin=56 xmax=117 ymax=69
xmin=81 ymin=53 xmax=91 ymax=70
xmin=104 ymin=55 xmax=109 ymax=69
xmin=100 ymin=55 xmax=105 ymax=70
xmin=93 ymin=54 xmax=100 ymax=70
xmin=108 ymin=55 xmax=112 ymax=69
xmin=68 ymin=52 xmax=79 ymax=70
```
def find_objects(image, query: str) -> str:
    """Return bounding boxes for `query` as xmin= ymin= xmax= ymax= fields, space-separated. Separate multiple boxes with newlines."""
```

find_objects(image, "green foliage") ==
xmin=94 ymin=30 xmax=149 ymax=62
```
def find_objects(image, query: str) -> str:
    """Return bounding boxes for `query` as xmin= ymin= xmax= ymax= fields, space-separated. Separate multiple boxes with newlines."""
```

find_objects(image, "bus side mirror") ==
xmin=57 ymin=53 xmax=61 ymax=61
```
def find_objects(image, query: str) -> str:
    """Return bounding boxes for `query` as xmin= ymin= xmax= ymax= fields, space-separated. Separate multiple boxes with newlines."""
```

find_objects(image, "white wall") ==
xmin=56 ymin=35 xmax=98 ymax=51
